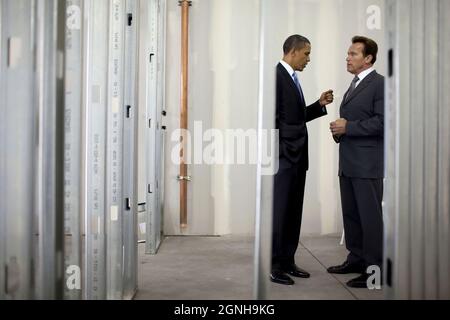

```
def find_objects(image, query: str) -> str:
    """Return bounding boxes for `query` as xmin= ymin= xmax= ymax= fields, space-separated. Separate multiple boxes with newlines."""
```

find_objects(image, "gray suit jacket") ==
xmin=335 ymin=70 xmax=384 ymax=179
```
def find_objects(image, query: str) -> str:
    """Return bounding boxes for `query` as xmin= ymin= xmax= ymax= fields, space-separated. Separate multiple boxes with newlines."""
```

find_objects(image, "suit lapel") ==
xmin=343 ymin=70 xmax=377 ymax=106
xmin=278 ymin=63 xmax=305 ymax=106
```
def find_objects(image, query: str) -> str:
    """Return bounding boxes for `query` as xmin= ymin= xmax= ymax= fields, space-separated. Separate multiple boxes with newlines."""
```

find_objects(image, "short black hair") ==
xmin=352 ymin=36 xmax=378 ymax=64
xmin=283 ymin=35 xmax=311 ymax=55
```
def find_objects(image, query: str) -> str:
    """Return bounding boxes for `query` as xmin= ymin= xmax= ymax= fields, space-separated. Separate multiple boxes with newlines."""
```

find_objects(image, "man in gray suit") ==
xmin=327 ymin=36 xmax=384 ymax=288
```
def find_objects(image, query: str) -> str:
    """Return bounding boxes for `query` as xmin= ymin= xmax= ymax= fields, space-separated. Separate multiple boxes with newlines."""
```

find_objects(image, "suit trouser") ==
xmin=339 ymin=175 xmax=383 ymax=269
xmin=272 ymin=158 xmax=306 ymax=271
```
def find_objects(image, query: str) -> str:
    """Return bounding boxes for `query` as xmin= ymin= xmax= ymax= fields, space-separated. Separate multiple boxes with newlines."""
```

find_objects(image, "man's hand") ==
xmin=330 ymin=118 xmax=347 ymax=136
xmin=319 ymin=90 xmax=334 ymax=106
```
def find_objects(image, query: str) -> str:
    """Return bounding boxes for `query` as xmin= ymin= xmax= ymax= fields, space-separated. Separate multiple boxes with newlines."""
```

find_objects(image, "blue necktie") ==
xmin=292 ymin=72 xmax=304 ymax=102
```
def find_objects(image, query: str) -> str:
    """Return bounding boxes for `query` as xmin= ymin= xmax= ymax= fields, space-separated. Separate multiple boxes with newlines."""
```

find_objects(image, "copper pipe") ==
xmin=179 ymin=0 xmax=191 ymax=230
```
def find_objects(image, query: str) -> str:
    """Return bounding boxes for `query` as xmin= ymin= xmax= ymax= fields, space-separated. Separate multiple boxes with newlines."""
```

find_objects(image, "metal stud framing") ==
xmin=384 ymin=0 xmax=450 ymax=300
xmin=64 ymin=0 xmax=83 ymax=300
xmin=254 ymin=0 xmax=276 ymax=300
xmin=0 ymin=0 xmax=36 ymax=300
xmin=122 ymin=0 xmax=139 ymax=301
xmin=1 ymin=0 xmax=157 ymax=300
xmin=0 ymin=0 xmax=64 ymax=300
xmin=140 ymin=0 xmax=166 ymax=255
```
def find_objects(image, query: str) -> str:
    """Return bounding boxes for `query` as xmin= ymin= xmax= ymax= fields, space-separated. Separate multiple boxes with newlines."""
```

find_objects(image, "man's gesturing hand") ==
xmin=319 ymin=90 xmax=334 ymax=106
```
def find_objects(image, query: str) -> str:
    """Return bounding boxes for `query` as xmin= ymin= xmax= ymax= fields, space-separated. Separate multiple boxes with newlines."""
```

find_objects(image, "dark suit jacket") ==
xmin=276 ymin=63 xmax=327 ymax=170
xmin=335 ymin=70 xmax=384 ymax=178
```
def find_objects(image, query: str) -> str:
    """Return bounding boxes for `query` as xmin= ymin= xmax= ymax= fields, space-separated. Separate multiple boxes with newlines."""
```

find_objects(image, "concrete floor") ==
xmin=134 ymin=235 xmax=384 ymax=300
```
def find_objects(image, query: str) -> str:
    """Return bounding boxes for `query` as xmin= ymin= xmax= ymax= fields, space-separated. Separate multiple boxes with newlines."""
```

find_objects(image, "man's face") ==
xmin=291 ymin=43 xmax=311 ymax=72
xmin=346 ymin=43 xmax=371 ymax=75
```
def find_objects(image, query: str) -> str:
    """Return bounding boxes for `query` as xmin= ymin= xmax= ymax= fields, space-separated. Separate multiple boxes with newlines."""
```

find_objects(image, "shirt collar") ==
xmin=280 ymin=60 xmax=295 ymax=78
xmin=356 ymin=67 xmax=375 ymax=84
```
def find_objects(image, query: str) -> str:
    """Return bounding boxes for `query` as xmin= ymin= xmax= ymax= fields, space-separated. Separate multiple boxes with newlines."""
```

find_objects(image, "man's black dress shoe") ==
xmin=284 ymin=265 xmax=310 ymax=278
xmin=270 ymin=270 xmax=294 ymax=285
xmin=346 ymin=273 xmax=369 ymax=288
xmin=327 ymin=261 xmax=365 ymax=274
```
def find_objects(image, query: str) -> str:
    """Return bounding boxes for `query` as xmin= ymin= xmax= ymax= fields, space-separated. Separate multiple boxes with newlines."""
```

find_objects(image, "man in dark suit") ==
xmin=271 ymin=35 xmax=334 ymax=285
xmin=328 ymin=36 xmax=384 ymax=288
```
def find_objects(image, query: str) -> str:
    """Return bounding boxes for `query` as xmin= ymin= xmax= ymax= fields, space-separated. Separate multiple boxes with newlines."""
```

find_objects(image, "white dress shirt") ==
xmin=279 ymin=60 xmax=326 ymax=112
xmin=355 ymin=67 xmax=375 ymax=87
xmin=280 ymin=60 xmax=297 ymax=85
